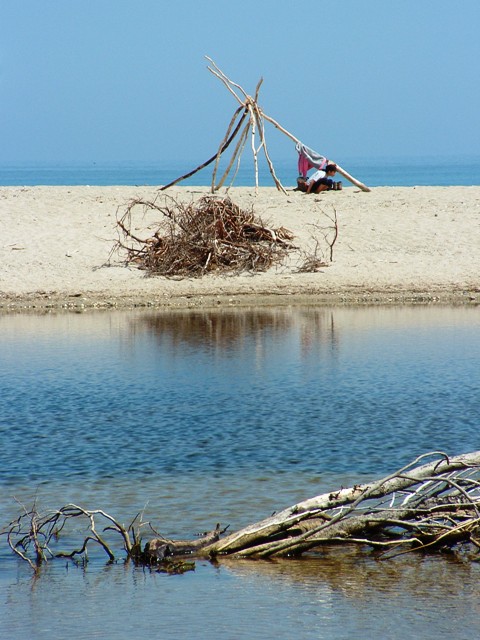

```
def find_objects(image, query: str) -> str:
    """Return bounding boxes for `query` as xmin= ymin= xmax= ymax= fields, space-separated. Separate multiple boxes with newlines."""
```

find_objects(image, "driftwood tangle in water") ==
xmin=161 ymin=57 xmax=370 ymax=193
xmin=4 ymin=451 xmax=480 ymax=573
xmin=204 ymin=450 xmax=480 ymax=559
xmin=114 ymin=194 xmax=295 ymax=277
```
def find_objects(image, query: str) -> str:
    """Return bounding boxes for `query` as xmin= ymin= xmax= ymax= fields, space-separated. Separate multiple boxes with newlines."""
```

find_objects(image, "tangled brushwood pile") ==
xmin=115 ymin=195 xmax=294 ymax=277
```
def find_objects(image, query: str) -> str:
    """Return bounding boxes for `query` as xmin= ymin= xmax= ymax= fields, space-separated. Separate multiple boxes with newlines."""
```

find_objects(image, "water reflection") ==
xmin=1 ymin=305 xmax=479 ymax=487
xmin=3 ymin=551 xmax=480 ymax=640
xmin=128 ymin=306 xmax=340 ymax=360
xmin=218 ymin=549 xmax=480 ymax=602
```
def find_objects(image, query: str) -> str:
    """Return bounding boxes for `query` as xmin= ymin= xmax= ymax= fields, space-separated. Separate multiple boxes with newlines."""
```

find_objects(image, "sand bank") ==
xmin=1 ymin=185 xmax=479 ymax=311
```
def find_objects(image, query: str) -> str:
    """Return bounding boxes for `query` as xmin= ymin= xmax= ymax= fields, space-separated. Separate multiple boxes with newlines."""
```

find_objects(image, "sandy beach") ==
xmin=1 ymin=184 xmax=479 ymax=311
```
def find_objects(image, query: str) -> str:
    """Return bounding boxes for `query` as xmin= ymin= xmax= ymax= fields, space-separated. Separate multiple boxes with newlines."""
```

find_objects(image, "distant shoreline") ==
xmin=1 ymin=185 xmax=479 ymax=313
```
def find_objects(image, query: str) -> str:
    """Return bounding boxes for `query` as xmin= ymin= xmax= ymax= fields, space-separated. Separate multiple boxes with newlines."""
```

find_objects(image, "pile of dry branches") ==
xmin=114 ymin=194 xmax=294 ymax=277
xmin=4 ymin=451 xmax=480 ymax=574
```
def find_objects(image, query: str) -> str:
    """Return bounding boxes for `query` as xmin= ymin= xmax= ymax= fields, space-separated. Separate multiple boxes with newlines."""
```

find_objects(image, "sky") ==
xmin=1 ymin=0 xmax=479 ymax=165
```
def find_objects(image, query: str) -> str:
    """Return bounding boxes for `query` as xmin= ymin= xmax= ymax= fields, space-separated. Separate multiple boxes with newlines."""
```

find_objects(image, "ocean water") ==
xmin=1 ymin=305 xmax=480 ymax=640
xmin=0 ymin=155 xmax=479 ymax=187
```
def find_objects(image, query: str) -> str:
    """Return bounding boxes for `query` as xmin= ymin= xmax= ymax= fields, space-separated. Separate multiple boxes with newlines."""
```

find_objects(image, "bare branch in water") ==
xmin=4 ymin=451 xmax=480 ymax=573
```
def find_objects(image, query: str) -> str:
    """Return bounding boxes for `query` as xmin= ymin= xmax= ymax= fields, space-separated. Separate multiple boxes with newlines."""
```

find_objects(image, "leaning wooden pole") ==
xmin=253 ymin=104 xmax=287 ymax=194
xmin=211 ymin=107 xmax=248 ymax=191
xmin=213 ymin=120 xmax=250 ymax=191
xmin=160 ymin=107 xmax=247 ymax=191
xmin=261 ymin=111 xmax=371 ymax=192
xmin=332 ymin=165 xmax=371 ymax=193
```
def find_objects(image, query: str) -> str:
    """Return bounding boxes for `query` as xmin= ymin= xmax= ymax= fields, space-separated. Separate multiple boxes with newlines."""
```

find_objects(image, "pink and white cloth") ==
xmin=296 ymin=142 xmax=328 ymax=178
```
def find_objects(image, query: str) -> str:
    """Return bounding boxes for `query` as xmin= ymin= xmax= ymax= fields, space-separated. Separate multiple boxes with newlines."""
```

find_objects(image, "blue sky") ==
xmin=1 ymin=0 xmax=479 ymax=165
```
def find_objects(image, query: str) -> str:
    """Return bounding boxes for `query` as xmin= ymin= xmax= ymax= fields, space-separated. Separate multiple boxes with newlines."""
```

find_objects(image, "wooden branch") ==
xmin=144 ymin=524 xmax=227 ymax=562
xmin=7 ymin=451 xmax=480 ymax=572
xmin=223 ymin=124 xmax=250 ymax=191
xmin=204 ymin=451 xmax=480 ymax=556
xmin=327 ymin=207 xmax=338 ymax=262
xmin=213 ymin=121 xmax=251 ymax=191
xmin=232 ymin=506 xmax=421 ymax=558
xmin=160 ymin=106 xmax=247 ymax=190
xmin=206 ymin=57 xmax=257 ymax=108
xmin=212 ymin=106 xmax=248 ymax=191
xmin=334 ymin=164 xmax=371 ymax=193
xmin=259 ymin=109 xmax=301 ymax=145
xmin=247 ymin=103 xmax=259 ymax=192
xmin=206 ymin=56 xmax=246 ymax=106
xmin=252 ymin=103 xmax=287 ymax=194
xmin=260 ymin=109 xmax=371 ymax=192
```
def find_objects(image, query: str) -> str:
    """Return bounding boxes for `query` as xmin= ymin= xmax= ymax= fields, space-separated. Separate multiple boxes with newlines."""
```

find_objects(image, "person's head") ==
xmin=325 ymin=164 xmax=337 ymax=176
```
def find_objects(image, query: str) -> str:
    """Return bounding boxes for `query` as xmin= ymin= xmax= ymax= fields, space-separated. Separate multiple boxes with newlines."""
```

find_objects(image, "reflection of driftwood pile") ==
xmin=5 ymin=451 xmax=480 ymax=574
xmin=115 ymin=195 xmax=294 ymax=277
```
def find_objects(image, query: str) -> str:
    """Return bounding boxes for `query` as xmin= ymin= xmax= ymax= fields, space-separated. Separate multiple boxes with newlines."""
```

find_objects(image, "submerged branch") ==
xmin=3 ymin=451 xmax=480 ymax=573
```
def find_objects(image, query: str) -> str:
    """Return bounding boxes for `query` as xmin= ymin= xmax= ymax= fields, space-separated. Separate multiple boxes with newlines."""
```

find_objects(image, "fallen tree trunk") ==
xmin=203 ymin=450 xmax=480 ymax=558
xmin=4 ymin=451 xmax=480 ymax=572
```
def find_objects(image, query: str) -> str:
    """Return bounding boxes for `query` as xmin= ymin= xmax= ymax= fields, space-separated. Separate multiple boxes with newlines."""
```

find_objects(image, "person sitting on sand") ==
xmin=305 ymin=164 xmax=342 ymax=194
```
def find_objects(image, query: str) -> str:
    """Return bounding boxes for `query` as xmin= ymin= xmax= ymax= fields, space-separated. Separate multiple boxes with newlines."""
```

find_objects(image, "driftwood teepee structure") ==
xmin=161 ymin=58 xmax=370 ymax=194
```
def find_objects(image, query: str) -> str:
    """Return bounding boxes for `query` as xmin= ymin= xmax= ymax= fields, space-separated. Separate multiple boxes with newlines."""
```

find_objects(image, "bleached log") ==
xmin=252 ymin=103 xmax=287 ymax=194
xmin=206 ymin=57 xmax=245 ymax=107
xmin=204 ymin=451 xmax=480 ymax=556
xmin=212 ymin=106 xmax=248 ymax=190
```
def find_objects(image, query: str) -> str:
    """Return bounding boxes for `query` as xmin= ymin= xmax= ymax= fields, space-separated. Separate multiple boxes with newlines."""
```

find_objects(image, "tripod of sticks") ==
xmin=160 ymin=58 xmax=370 ymax=194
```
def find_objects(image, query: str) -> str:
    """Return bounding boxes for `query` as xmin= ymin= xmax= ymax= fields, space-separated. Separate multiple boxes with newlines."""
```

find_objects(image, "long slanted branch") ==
xmin=160 ymin=106 xmax=248 ymax=191
xmin=212 ymin=107 xmax=248 ymax=190
xmin=213 ymin=120 xmax=251 ymax=192
xmin=252 ymin=103 xmax=286 ymax=194
xmin=260 ymin=110 xmax=371 ymax=192
xmin=206 ymin=56 xmax=248 ymax=106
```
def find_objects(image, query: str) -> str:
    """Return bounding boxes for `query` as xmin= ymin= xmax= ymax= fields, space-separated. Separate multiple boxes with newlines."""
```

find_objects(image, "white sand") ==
xmin=1 ymin=185 xmax=479 ymax=310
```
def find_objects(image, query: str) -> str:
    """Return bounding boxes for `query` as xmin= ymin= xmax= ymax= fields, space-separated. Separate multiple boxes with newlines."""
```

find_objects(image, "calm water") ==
xmin=1 ymin=155 xmax=479 ymax=187
xmin=1 ymin=305 xmax=480 ymax=639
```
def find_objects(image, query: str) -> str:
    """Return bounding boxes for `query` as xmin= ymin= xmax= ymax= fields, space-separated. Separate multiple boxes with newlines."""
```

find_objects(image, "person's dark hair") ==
xmin=325 ymin=164 xmax=337 ymax=173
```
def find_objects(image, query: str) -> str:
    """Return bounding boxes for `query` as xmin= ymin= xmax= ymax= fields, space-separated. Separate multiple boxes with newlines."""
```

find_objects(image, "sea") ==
xmin=0 ymin=155 xmax=479 ymax=187
xmin=1 ymin=159 xmax=480 ymax=639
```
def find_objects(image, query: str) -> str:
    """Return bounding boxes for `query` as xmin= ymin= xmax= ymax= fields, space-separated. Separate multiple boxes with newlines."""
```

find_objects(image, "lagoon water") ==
xmin=1 ymin=305 xmax=480 ymax=639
